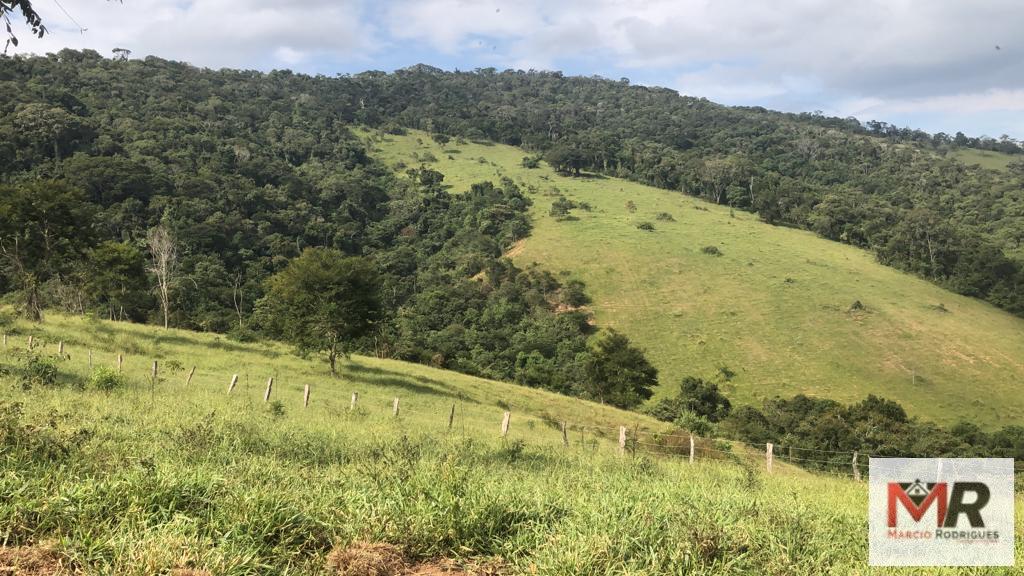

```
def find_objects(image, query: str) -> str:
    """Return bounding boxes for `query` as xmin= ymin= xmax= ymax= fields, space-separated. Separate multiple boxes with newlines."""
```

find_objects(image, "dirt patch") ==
xmin=327 ymin=542 xmax=408 ymax=576
xmin=0 ymin=547 xmax=72 ymax=576
xmin=326 ymin=542 xmax=502 ymax=576
xmin=502 ymin=239 xmax=527 ymax=259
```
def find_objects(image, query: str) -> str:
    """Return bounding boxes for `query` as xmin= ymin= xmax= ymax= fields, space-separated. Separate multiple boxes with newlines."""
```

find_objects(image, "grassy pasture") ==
xmin=362 ymin=128 xmax=1024 ymax=428
xmin=950 ymin=148 xmax=1018 ymax=172
xmin=4 ymin=313 xmax=1022 ymax=574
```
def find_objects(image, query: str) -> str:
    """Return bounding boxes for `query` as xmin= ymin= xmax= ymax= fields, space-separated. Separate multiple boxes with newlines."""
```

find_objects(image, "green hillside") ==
xmin=364 ymin=129 xmax=1024 ymax=427
xmin=950 ymin=148 xmax=1018 ymax=171
xmin=4 ymin=313 xmax=1023 ymax=574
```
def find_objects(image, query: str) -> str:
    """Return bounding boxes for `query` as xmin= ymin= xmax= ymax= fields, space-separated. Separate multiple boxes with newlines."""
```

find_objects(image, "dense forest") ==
xmin=0 ymin=50 xmax=664 ymax=407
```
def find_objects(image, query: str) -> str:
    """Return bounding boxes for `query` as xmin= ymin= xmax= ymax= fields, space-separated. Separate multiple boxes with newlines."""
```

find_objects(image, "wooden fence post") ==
xmin=561 ymin=421 xmax=569 ymax=447
xmin=263 ymin=377 xmax=273 ymax=402
xmin=88 ymin=350 xmax=93 ymax=370
xmin=350 ymin=392 xmax=358 ymax=411
xmin=500 ymin=411 xmax=511 ymax=437
xmin=228 ymin=374 xmax=238 ymax=394
xmin=766 ymin=442 xmax=774 ymax=474
xmin=618 ymin=426 xmax=627 ymax=455
xmin=27 ymin=335 xmax=33 ymax=351
xmin=151 ymin=360 xmax=158 ymax=382
xmin=2 ymin=333 xmax=6 ymax=350
xmin=448 ymin=403 xmax=456 ymax=429
xmin=392 ymin=397 xmax=400 ymax=417
xmin=185 ymin=366 xmax=196 ymax=385
xmin=852 ymin=451 xmax=861 ymax=481
xmin=58 ymin=341 xmax=64 ymax=356
xmin=303 ymin=384 xmax=310 ymax=408
xmin=689 ymin=434 xmax=695 ymax=464
xmin=117 ymin=354 xmax=123 ymax=373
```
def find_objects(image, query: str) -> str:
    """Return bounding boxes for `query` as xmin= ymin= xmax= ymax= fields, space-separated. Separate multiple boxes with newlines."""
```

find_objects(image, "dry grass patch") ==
xmin=326 ymin=542 xmax=502 ymax=576
xmin=0 ymin=547 xmax=71 ymax=576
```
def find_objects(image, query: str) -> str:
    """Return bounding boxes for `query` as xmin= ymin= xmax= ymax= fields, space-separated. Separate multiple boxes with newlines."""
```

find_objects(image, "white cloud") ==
xmin=839 ymin=90 xmax=1024 ymax=117
xmin=11 ymin=0 xmax=377 ymax=69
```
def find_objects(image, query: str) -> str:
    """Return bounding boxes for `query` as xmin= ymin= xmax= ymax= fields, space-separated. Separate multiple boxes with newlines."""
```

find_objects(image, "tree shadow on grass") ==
xmin=340 ymin=363 xmax=477 ymax=401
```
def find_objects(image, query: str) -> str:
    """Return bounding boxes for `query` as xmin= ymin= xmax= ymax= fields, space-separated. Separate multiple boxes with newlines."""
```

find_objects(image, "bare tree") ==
xmin=146 ymin=225 xmax=177 ymax=329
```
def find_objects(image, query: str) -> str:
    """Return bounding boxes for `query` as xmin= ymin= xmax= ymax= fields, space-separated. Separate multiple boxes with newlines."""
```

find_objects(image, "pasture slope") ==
xmin=362 ymin=128 xmax=1024 ymax=428
xmin=4 ymin=313 xmax=1023 ymax=574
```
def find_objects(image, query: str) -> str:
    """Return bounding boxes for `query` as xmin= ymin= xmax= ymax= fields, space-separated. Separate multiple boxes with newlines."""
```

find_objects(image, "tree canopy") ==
xmin=259 ymin=248 xmax=382 ymax=374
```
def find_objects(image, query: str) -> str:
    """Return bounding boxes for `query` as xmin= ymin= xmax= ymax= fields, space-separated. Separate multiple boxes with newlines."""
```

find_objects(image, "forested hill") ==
xmin=1 ymin=50 xmax=1023 ymax=323
xmin=349 ymin=65 xmax=1024 ymax=317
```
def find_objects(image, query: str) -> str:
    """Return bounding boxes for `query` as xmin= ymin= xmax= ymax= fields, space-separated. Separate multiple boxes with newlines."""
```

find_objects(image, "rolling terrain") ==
xmin=4 ymin=313 xmax=1024 ymax=574
xmin=363 ymin=128 xmax=1024 ymax=427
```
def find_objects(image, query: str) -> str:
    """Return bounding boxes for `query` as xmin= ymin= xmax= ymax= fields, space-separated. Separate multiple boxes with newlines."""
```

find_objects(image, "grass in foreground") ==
xmin=362 ymin=128 xmax=1024 ymax=428
xmin=1 ymin=314 xmax=1022 ymax=575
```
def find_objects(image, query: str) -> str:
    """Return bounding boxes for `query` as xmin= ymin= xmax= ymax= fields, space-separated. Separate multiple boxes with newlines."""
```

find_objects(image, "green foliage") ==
xmin=636 ymin=221 xmax=655 ymax=231
xmin=701 ymin=245 xmax=722 ymax=256
xmin=674 ymin=410 xmax=714 ymax=437
xmin=83 ymin=241 xmax=150 ymax=321
xmin=580 ymin=329 xmax=658 ymax=409
xmin=521 ymin=155 xmax=541 ymax=169
xmin=647 ymin=376 xmax=732 ymax=424
xmin=5 ymin=311 xmax=1023 ymax=574
xmin=0 ymin=180 xmax=95 ymax=320
xmin=718 ymin=393 xmax=1024 ymax=469
xmin=17 ymin=352 xmax=59 ymax=389
xmin=549 ymin=196 xmax=578 ymax=221
xmin=369 ymin=128 xmax=1024 ymax=427
xmin=258 ymin=248 xmax=382 ymax=374
xmin=88 ymin=366 xmax=126 ymax=391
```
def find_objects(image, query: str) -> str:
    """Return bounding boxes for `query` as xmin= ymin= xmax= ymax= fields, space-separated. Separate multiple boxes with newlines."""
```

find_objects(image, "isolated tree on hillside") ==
xmin=146 ymin=224 xmax=178 ymax=329
xmin=259 ymin=248 xmax=381 ymax=375
xmin=579 ymin=329 xmax=658 ymax=409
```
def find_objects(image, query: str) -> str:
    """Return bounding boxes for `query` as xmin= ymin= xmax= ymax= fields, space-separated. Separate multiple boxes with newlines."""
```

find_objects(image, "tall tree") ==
xmin=580 ymin=329 xmax=658 ymax=409
xmin=0 ymin=181 xmax=93 ymax=321
xmin=84 ymin=241 xmax=149 ymax=321
xmin=146 ymin=225 xmax=178 ymax=329
xmin=259 ymin=248 xmax=381 ymax=375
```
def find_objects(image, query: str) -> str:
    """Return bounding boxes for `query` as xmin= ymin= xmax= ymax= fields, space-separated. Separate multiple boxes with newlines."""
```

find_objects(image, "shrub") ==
xmin=637 ymin=222 xmax=655 ymax=231
xmin=89 ymin=367 xmax=126 ymax=391
xmin=521 ymin=155 xmax=541 ymax=169
xmin=702 ymin=245 xmax=723 ymax=256
xmin=674 ymin=410 xmax=714 ymax=437
xmin=19 ymin=354 xmax=59 ymax=389
xmin=625 ymin=200 xmax=637 ymax=213
xmin=655 ymin=212 xmax=675 ymax=222
xmin=550 ymin=197 xmax=579 ymax=221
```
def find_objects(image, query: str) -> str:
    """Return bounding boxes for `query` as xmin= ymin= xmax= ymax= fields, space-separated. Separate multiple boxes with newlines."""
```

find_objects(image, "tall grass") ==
xmin=2 ymin=315 xmax=1021 ymax=574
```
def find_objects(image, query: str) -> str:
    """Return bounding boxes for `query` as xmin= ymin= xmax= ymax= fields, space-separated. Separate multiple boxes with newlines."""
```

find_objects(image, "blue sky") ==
xmin=13 ymin=0 xmax=1024 ymax=140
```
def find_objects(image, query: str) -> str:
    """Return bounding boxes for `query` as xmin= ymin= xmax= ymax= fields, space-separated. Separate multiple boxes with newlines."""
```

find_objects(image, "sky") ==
xmin=7 ymin=0 xmax=1024 ymax=140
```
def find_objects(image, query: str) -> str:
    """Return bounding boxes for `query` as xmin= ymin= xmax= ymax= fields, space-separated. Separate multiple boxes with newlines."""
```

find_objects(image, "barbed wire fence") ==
xmin=6 ymin=334 xmax=1024 ymax=481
